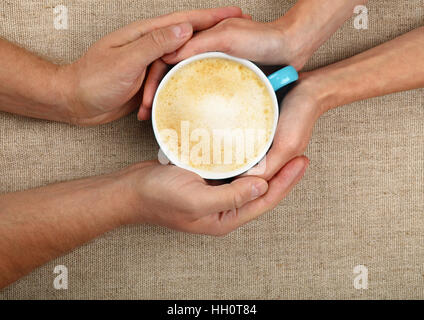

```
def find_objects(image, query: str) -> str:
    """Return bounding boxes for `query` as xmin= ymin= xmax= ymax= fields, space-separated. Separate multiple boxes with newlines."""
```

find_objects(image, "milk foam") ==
xmin=155 ymin=58 xmax=274 ymax=173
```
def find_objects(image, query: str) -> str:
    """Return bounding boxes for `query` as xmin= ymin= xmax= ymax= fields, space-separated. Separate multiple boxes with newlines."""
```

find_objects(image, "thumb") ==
xmin=212 ymin=156 xmax=309 ymax=235
xmin=134 ymin=22 xmax=193 ymax=66
xmin=200 ymin=177 xmax=269 ymax=214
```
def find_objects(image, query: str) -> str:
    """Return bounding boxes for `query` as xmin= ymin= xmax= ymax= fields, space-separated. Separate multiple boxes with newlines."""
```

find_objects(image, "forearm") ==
xmin=0 ymin=38 xmax=71 ymax=122
xmin=307 ymin=27 xmax=424 ymax=112
xmin=0 ymin=170 xmax=133 ymax=288
xmin=276 ymin=0 xmax=368 ymax=69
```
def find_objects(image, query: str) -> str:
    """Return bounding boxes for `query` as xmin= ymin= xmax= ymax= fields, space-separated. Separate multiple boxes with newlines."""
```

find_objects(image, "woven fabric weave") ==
xmin=0 ymin=0 xmax=423 ymax=299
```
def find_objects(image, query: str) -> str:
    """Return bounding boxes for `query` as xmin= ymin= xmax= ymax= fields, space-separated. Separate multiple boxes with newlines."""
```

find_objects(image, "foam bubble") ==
xmin=155 ymin=58 xmax=274 ymax=173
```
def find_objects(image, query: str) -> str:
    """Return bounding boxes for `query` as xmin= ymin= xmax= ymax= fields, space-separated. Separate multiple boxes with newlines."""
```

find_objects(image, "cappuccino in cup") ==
xmin=152 ymin=52 xmax=298 ymax=179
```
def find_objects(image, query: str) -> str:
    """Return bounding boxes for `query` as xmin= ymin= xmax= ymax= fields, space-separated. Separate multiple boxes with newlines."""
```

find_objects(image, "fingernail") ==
xmin=172 ymin=23 xmax=191 ymax=38
xmin=251 ymin=181 xmax=267 ymax=200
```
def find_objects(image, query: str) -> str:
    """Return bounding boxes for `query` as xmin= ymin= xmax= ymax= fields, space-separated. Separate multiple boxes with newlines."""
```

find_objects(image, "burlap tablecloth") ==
xmin=0 ymin=0 xmax=423 ymax=299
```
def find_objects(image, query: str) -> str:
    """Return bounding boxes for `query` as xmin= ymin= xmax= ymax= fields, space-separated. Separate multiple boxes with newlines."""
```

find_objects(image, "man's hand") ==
xmin=0 ymin=155 xmax=308 ymax=287
xmin=60 ymin=7 xmax=244 ymax=126
xmin=120 ymin=157 xmax=308 ymax=236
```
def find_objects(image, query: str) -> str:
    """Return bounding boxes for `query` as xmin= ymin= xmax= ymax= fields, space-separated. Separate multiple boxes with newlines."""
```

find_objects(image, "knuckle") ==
xmin=231 ymin=191 xmax=244 ymax=209
xmin=218 ymin=20 xmax=231 ymax=32
xmin=218 ymin=22 xmax=235 ymax=51
xmin=150 ymin=29 xmax=167 ymax=51
xmin=219 ymin=18 xmax=235 ymax=31
xmin=220 ymin=36 xmax=233 ymax=53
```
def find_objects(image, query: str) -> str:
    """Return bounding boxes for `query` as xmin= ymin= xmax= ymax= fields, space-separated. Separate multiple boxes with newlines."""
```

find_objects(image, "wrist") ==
xmin=94 ymin=169 xmax=143 ymax=227
xmin=54 ymin=64 xmax=80 ymax=124
xmin=112 ymin=162 xmax=154 ymax=225
xmin=298 ymin=70 xmax=339 ymax=115
xmin=269 ymin=19 xmax=311 ymax=70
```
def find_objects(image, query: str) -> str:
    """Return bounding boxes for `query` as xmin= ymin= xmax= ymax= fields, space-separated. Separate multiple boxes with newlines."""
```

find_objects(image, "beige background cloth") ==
xmin=0 ymin=0 xmax=423 ymax=299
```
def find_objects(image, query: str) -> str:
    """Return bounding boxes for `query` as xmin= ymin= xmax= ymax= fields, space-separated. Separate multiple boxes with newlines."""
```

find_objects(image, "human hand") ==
xmin=247 ymin=74 xmax=324 ymax=181
xmin=162 ymin=17 xmax=307 ymax=67
xmin=138 ymin=17 xmax=307 ymax=120
xmin=118 ymin=157 xmax=308 ymax=236
xmin=59 ymin=7 xmax=245 ymax=126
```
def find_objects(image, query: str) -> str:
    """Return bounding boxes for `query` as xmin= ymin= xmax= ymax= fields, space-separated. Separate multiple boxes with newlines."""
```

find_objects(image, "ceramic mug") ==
xmin=152 ymin=52 xmax=298 ymax=179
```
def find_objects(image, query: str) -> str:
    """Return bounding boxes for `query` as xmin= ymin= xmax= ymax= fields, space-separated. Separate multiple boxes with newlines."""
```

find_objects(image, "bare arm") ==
xmin=0 ymin=171 xmax=128 ymax=287
xmin=0 ymin=157 xmax=307 ymax=288
xmin=0 ymin=7 xmax=244 ymax=125
xmin=0 ymin=7 xmax=310 ymax=289
xmin=0 ymin=38 xmax=70 ymax=122
xmin=260 ymin=27 xmax=424 ymax=179
xmin=311 ymin=27 xmax=424 ymax=112
xmin=275 ymin=0 xmax=369 ymax=69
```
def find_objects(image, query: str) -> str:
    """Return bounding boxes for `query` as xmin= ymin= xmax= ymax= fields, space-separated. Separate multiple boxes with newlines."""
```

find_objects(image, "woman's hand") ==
xmin=119 ymin=157 xmax=308 ymax=236
xmin=60 ymin=7 xmax=245 ymax=126
xmin=250 ymin=74 xmax=324 ymax=180
xmin=161 ymin=18 xmax=302 ymax=67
